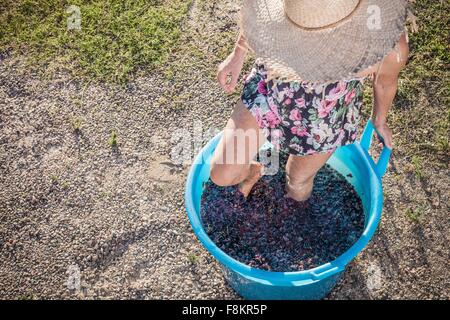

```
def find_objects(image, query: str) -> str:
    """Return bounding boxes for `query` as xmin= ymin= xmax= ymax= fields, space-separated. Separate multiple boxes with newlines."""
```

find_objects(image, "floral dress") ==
xmin=241 ymin=59 xmax=366 ymax=156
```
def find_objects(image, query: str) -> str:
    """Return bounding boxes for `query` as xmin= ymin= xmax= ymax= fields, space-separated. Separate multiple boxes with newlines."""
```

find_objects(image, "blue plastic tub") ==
xmin=185 ymin=120 xmax=391 ymax=300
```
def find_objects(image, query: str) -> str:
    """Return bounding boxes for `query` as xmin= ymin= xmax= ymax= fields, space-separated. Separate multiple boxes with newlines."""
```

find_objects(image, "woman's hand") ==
xmin=373 ymin=119 xmax=393 ymax=149
xmin=217 ymin=32 xmax=248 ymax=94
xmin=217 ymin=50 xmax=246 ymax=94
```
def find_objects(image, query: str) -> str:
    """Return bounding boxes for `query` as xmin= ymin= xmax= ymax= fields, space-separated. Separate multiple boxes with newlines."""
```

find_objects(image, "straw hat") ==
xmin=240 ymin=0 xmax=408 ymax=83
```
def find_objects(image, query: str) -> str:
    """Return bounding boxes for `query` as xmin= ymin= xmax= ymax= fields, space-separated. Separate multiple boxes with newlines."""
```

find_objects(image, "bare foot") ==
xmin=285 ymin=180 xmax=314 ymax=202
xmin=238 ymin=161 xmax=264 ymax=198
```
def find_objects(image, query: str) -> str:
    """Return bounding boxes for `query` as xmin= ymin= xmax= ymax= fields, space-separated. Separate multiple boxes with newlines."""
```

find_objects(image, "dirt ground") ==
xmin=0 ymin=0 xmax=448 ymax=299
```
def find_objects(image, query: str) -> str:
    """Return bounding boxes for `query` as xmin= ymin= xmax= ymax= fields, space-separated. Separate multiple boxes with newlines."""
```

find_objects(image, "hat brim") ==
xmin=240 ymin=0 xmax=407 ymax=83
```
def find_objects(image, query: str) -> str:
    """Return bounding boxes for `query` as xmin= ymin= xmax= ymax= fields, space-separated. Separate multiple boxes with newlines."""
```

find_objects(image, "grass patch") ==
xmin=187 ymin=252 xmax=199 ymax=264
xmin=405 ymin=206 xmax=425 ymax=223
xmin=71 ymin=117 xmax=82 ymax=132
xmin=411 ymin=155 xmax=424 ymax=179
xmin=0 ymin=0 xmax=192 ymax=83
xmin=17 ymin=293 xmax=34 ymax=300
xmin=108 ymin=130 xmax=118 ymax=148
xmin=353 ymin=0 xmax=449 ymax=166
xmin=389 ymin=0 xmax=449 ymax=163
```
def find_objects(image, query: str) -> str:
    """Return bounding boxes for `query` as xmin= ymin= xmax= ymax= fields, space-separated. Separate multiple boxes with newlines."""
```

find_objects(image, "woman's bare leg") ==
xmin=285 ymin=151 xmax=334 ymax=202
xmin=210 ymin=101 xmax=268 ymax=197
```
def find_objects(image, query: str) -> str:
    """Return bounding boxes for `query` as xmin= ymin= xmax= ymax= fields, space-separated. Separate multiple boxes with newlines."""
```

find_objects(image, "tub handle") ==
xmin=360 ymin=120 xmax=392 ymax=178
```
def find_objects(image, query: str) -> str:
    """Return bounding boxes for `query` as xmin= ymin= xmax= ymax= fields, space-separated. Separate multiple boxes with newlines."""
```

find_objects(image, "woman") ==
xmin=210 ymin=0 xmax=409 ymax=201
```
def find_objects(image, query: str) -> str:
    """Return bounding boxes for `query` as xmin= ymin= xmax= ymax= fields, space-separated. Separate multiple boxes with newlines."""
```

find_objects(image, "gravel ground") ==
xmin=0 ymin=0 xmax=448 ymax=299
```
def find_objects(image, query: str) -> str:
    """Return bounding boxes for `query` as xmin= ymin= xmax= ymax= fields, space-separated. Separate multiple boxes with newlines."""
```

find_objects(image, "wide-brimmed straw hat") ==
xmin=240 ymin=0 xmax=408 ymax=83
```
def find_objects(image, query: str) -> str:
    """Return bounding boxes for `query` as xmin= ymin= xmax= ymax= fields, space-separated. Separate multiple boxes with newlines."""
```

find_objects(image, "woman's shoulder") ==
xmin=355 ymin=31 xmax=410 ymax=79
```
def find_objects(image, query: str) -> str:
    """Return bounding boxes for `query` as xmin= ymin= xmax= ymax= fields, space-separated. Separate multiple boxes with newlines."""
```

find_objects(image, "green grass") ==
xmin=108 ymin=130 xmax=118 ymax=148
xmin=71 ymin=117 xmax=82 ymax=132
xmin=405 ymin=206 xmax=425 ymax=223
xmin=17 ymin=293 xmax=34 ymax=300
xmin=0 ymin=0 xmax=192 ymax=83
xmin=390 ymin=0 xmax=449 ymax=162
xmin=357 ymin=0 xmax=449 ymax=164
xmin=411 ymin=155 xmax=424 ymax=179
xmin=187 ymin=252 xmax=199 ymax=264
xmin=50 ymin=174 xmax=59 ymax=183
xmin=0 ymin=0 xmax=448 ymax=158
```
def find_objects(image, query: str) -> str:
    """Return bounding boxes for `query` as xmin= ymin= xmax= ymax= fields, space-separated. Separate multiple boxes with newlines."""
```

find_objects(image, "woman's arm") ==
xmin=217 ymin=31 xmax=249 ymax=93
xmin=371 ymin=33 xmax=410 ymax=148
xmin=235 ymin=31 xmax=249 ymax=55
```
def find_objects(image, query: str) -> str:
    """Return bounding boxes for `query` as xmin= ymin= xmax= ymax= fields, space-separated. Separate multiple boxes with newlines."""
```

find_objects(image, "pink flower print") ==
xmin=294 ymin=97 xmax=306 ymax=108
xmin=270 ymin=129 xmax=283 ymax=145
xmin=289 ymin=143 xmax=304 ymax=154
xmin=251 ymin=108 xmax=264 ymax=128
xmin=268 ymin=97 xmax=280 ymax=115
xmin=327 ymin=81 xmax=347 ymax=101
xmin=265 ymin=111 xmax=281 ymax=129
xmin=289 ymin=109 xmax=302 ymax=121
xmin=284 ymin=98 xmax=292 ymax=105
xmin=345 ymin=88 xmax=357 ymax=104
xmin=282 ymin=87 xmax=294 ymax=99
xmin=257 ymin=80 xmax=268 ymax=95
xmin=291 ymin=125 xmax=308 ymax=137
xmin=335 ymin=128 xmax=346 ymax=146
xmin=318 ymin=99 xmax=337 ymax=118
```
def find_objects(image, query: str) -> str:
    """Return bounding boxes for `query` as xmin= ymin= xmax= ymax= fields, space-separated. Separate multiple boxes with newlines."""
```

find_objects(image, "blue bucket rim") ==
xmin=185 ymin=128 xmax=385 ymax=285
